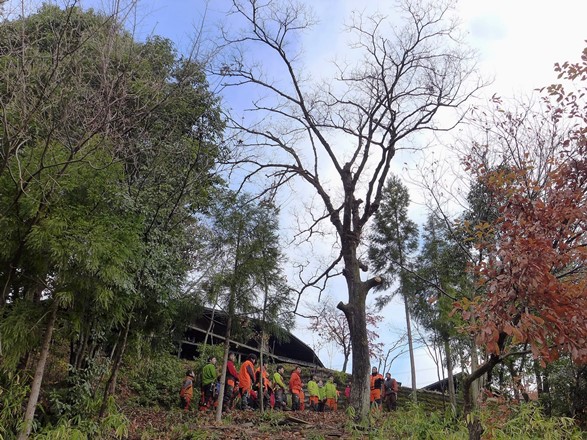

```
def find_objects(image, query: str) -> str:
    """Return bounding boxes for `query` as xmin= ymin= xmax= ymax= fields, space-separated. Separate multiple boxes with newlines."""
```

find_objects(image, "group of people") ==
xmin=370 ymin=366 xmax=400 ymax=412
xmin=179 ymin=353 xmax=399 ymax=414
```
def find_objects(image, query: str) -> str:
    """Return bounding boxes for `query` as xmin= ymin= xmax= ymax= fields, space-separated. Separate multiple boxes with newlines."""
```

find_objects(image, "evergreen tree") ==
xmin=368 ymin=175 xmax=419 ymax=399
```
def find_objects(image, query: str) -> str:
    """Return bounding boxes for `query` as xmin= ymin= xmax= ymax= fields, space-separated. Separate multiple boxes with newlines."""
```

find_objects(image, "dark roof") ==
xmin=180 ymin=307 xmax=324 ymax=368
xmin=422 ymin=372 xmax=465 ymax=392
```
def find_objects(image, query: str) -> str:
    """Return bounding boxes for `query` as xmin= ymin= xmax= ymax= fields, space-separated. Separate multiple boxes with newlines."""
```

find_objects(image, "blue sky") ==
xmin=5 ymin=0 xmax=587 ymax=387
xmin=79 ymin=0 xmax=587 ymax=387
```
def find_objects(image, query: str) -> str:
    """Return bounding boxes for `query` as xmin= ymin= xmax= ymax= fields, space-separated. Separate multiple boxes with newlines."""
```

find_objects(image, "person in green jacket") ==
xmin=273 ymin=365 xmax=287 ymax=410
xmin=199 ymin=356 xmax=217 ymax=410
xmin=317 ymin=379 xmax=326 ymax=412
xmin=307 ymin=375 xmax=320 ymax=411
xmin=324 ymin=375 xmax=338 ymax=411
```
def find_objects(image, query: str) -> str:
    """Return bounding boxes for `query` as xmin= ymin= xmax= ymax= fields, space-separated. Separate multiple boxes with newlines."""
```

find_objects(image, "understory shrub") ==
xmin=126 ymin=351 xmax=186 ymax=408
xmin=376 ymin=403 xmax=468 ymax=439
xmin=479 ymin=401 xmax=583 ymax=439
xmin=0 ymin=371 xmax=30 ymax=440
xmin=362 ymin=401 xmax=583 ymax=439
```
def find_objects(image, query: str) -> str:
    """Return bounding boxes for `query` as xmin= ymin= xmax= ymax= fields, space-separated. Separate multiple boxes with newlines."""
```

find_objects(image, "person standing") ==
xmin=179 ymin=370 xmax=195 ymax=411
xmin=307 ymin=375 xmax=320 ymax=411
xmin=383 ymin=372 xmax=399 ymax=411
xmin=200 ymin=356 xmax=218 ymax=410
xmin=255 ymin=364 xmax=272 ymax=409
xmin=370 ymin=366 xmax=384 ymax=409
xmin=272 ymin=365 xmax=287 ymax=410
xmin=238 ymin=353 xmax=257 ymax=409
xmin=223 ymin=352 xmax=239 ymax=412
xmin=344 ymin=380 xmax=351 ymax=403
xmin=324 ymin=375 xmax=338 ymax=411
xmin=317 ymin=379 xmax=325 ymax=412
xmin=289 ymin=366 xmax=304 ymax=411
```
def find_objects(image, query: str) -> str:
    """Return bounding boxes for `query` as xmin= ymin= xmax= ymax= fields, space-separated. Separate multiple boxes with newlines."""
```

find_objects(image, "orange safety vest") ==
xmin=180 ymin=375 xmax=194 ymax=399
xmin=289 ymin=370 xmax=302 ymax=394
xmin=239 ymin=360 xmax=255 ymax=391
xmin=256 ymin=367 xmax=271 ymax=390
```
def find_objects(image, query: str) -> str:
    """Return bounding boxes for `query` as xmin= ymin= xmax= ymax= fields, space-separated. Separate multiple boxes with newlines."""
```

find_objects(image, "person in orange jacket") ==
xmin=370 ymin=366 xmax=384 ymax=408
xmin=255 ymin=364 xmax=273 ymax=408
xmin=179 ymin=370 xmax=195 ymax=411
xmin=289 ymin=366 xmax=305 ymax=411
xmin=238 ymin=353 xmax=257 ymax=409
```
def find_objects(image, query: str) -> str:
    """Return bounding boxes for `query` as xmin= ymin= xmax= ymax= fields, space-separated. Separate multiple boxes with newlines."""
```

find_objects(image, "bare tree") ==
xmin=216 ymin=0 xmax=481 ymax=419
xmin=306 ymin=297 xmax=383 ymax=373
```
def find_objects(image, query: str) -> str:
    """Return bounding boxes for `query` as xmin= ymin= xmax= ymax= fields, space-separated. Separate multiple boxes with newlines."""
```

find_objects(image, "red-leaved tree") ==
xmin=456 ymin=46 xmax=587 ymax=440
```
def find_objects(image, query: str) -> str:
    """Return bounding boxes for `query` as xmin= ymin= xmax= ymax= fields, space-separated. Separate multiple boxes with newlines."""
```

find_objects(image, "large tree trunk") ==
xmin=338 ymin=266 xmax=379 ymax=421
xmin=18 ymin=300 xmax=58 ymax=440
xmin=340 ymin=297 xmax=370 ymax=421
xmin=99 ymin=315 xmax=131 ymax=418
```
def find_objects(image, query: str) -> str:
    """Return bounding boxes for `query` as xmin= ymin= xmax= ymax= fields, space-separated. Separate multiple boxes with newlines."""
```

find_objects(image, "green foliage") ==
xmin=201 ymin=192 xmax=295 ymax=351
xmin=0 ymin=371 xmax=30 ymax=439
xmin=374 ymin=403 xmax=467 ymax=439
xmin=537 ymin=357 xmax=587 ymax=424
xmin=0 ymin=3 xmax=223 ymax=435
xmin=332 ymin=370 xmax=350 ymax=387
xmin=342 ymin=402 xmax=586 ymax=439
xmin=368 ymin=175 xmax=419 ymax=306
xmin=478 ymin=402 xmax=583 ymax=439
xmin=34 ymin=396 xmax=128 ymax=440
xmin=256 ymin=409 xmax=286 ymax=428
xmin=47 ymin=361 xmax=108 ymax=424
xmin=0 ymin=300 xmax=45 ymax=371
xmin=126 ymin=351 xmax=186 ymax=409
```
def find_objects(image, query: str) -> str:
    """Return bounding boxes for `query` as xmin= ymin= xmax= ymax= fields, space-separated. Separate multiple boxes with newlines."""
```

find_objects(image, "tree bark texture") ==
xmin=403 ymin=296 xmax=417 ymax=402
xmin=18 ymin=300 xmax=58 ymax=440
xmin=99 ymin=315 xmax=131 ymax=418
xmin=338 ymin=262 xmax=373 ymax=421
xmin=215 ymin=312 xmax=232 ymax=422
xmin=444 ymin=337 xmax=456 ymax=413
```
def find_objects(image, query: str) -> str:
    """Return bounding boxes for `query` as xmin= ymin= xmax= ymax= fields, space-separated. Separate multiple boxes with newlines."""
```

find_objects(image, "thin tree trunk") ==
xmin=99 ymin=314 xmax=131 ymax=418
xmin=543 ymin=364 xmax=551 ymax=416
xmin=444 ymin=337 xmax=456 ymax=413
xmin=215 ymin=231 xmax=241 ymax=422
xmin=203 ymin=303 xmax=217 ymax=346
xmin=534 ymin=360 xmax=543 ymax=397
xmin=214 ymin=311 xmax=232 ymax=422
xmin=259 ymin=337 xmax=265 ymax=413
xmin=18 ymin=300 xmax=58 ymax=440
xmin=469 ymin=337 xmax=480 ymax=408
xmin=403 ymin=295 xmax=417 ymax=402
xmin=433 ymin=337 xmax=445 ymax=408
